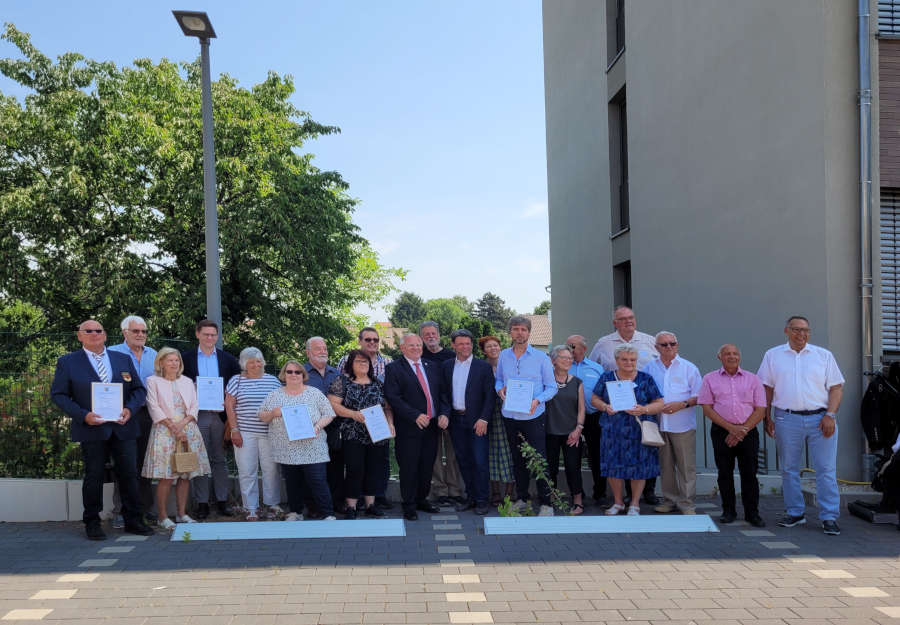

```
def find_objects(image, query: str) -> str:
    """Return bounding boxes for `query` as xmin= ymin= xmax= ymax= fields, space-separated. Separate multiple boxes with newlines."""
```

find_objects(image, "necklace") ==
xmin=555 ymin=373 xmax=569 ymax=389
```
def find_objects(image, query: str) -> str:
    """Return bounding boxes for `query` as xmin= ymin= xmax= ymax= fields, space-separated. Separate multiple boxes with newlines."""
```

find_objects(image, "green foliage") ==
xmin=475 ymin=292 xmax=515 ymax=331
xmin=389 ymin=291 xmax=426 ymax=330
xmin=517 ymin=434 xmax=571 ymax=514
xmin=422 ymin=298 xmax=469 ymax=337
xmin=496 ymin=495 xmax=533 ymax=517
xmin=533 ymin=300 xmax=551 ymax=316
xmin=181 ymin=531 xmax=192 ymax=542
xmin=449 ymin=295 xmax=474 ymax=316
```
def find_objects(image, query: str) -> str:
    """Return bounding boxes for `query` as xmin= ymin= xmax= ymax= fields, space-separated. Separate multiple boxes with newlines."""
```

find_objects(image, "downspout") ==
xmin=859 ymin=0 xmax=875 ymax=480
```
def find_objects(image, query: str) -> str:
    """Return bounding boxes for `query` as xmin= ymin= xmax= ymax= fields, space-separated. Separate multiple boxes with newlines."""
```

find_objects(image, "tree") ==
xmin=0 ymin=25 xmax=401 ymax=359
xmin=389 ymin=291 xmax=426 ymax=330
xmin=450 ymin=295 xmax=474 ymax=316
xmin=422 ymin=298 xmax=469 ymax=337
xmin=474 ymin=292 xmax=515 ymax=330
xmin=533 ymin=300 xmax=551 ymax=316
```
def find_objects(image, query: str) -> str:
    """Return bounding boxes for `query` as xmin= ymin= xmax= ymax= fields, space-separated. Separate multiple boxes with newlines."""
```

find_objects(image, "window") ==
xmin=608 ymin=88 xmax=629 ymax=232
xmin=606 ymin=0 xmax=625 ymax=63
xmin=613 ymin=261 xmax=632 ymax=309
xmin=882 ymin=189 xmax=900 ymax=352
xmin=879 ymin=1 xmax=900 ymax=36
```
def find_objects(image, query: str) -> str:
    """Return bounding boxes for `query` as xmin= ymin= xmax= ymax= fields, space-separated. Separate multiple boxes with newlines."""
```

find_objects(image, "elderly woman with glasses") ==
xmin=545 ymin=345 xmax=586 ymax=514
xmin=259 ymin=360 xmax=337 ymax=521
xmin=225 ymin=347 xmax=284 ymax=521
xmin=591 ymin=344 xmax=665 ymax=516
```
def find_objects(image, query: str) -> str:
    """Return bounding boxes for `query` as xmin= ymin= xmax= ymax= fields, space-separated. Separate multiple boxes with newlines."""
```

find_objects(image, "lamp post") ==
xmin=172 ymin=10 xmax=222 ymax=347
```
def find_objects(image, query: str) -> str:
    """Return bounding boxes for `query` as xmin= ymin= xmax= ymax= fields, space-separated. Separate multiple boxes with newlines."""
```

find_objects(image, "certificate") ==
xmin=91 ymin=382 xmax=123 ymax=421
xmin=503 ymin=379 xmax=534 ymax=413
xmin=282 ymin=404 xmax=316 ymax=441
xmin=196 ymin=376 xmax=224 ymax=411
xmin=606 ymin=380 xmax=637 ymax=412
xmin=361 ymin=404 xmax=393 ymax=443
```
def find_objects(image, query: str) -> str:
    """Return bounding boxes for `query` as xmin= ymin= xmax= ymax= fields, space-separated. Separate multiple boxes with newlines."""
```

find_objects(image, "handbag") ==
xmin=173 ymin=439 xmax=200 ymax=474
xmin=634 ymin=415 xmax=665 ymax=447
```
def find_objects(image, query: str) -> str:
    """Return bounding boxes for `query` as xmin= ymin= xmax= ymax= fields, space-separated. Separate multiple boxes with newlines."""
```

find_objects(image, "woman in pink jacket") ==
xmin=143 ymin=347 xmax=211 ymax=529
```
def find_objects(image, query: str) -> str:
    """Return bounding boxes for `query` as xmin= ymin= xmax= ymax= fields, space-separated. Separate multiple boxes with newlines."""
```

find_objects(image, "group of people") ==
xmin=50 ymin=306 xmax=846 ymax=540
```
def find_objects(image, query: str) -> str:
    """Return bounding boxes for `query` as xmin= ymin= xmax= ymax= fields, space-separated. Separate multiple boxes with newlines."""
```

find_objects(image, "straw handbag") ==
xmin=173 ymin=439 xmax=199 ymax=474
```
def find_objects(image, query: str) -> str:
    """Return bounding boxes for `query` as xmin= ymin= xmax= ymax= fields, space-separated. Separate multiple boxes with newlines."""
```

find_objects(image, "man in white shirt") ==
xmin=757 ymin=315 xmax=845 ymax=535
xmin=589 ymin=306 xmax=659 ymax=372
xmin=642 ymin=332 xmax=702 ymax=515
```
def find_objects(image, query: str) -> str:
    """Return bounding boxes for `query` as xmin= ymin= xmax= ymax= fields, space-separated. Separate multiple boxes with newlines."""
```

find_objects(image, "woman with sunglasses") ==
xmin=258 ymin=360 xmax=337 ymax=520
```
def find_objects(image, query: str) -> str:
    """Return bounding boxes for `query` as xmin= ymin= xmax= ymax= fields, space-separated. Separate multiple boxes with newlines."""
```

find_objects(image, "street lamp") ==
xmin=172 ymin=10 xmax=222 ymax=347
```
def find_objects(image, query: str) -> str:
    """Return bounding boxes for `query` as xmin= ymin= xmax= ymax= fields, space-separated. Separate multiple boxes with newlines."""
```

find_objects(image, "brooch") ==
xmin=120 ymin=372 xmax=132 ymax=382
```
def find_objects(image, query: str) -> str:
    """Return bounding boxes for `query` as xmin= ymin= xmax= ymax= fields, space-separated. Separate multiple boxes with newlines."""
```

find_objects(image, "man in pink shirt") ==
xmin=697 ymin=344 xmax=767 ymax=527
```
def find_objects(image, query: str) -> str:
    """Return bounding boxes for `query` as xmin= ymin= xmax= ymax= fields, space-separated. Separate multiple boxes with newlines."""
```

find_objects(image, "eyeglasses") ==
xmin=657 ymin=342 xmax=677 ymax=348
xmin=81 ymin=329 xmax=105 ymax=334
xmin=128 ymin=329 xmax=148 ymax=334
xmin=362 ymin=337 xmax=379 ymax=343
xmin=566 ymin=343 xmax=576 ymax=349
xmin=284 ymin=369 xmax=303 ymax=375
xmin=788 ymin=327 xmax=811 ymax=334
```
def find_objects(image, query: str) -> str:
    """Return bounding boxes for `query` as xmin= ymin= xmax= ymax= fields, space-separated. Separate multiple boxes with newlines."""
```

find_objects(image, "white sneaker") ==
xmin=538 ymin=505 xmax=554 ymax=517
xmin=512 ymin=499 xmax=528 ymax=512
xmin=627 ymin=506 xmax=641 ymax=516
xmin=176 ymin=515 xmax=196 ymax=523
xmin=323 ymin=515 xmax=337 ymax=521
xmin=158 ymin=518 xmax=175 ymax=530
xmin=284 ymin=512 xmax=303 ymax=521
xmin=268 ymin=504 xmax=285 ymax=516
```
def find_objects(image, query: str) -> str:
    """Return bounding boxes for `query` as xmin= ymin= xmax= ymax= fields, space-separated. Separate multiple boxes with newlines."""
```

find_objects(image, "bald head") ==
xmin=717 ymin=344 xmax=741 ymax=373
xmin=565 ymin=335 xmax=588 ymax=362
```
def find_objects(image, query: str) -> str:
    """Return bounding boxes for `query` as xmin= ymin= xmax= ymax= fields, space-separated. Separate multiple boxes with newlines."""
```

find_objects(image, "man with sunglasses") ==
xmin=758 ymin=316 xmax=845 ymax=535
xmin=51 ymin=320 xmax=152 ymax=540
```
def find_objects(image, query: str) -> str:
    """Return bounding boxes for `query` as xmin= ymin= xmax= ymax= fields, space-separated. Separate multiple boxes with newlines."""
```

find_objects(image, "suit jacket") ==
xmin=145 ymin=375 xmax=199 ymax=424
xmin=384 ymin=358 xmax=450 ymax=434
xmin=440 ymin=357 xmax=496 ymax=427
xmin=50 ymin=349 xmax=147 ymax=442
xmin=180 ymin=347 xmax=241 ymax=401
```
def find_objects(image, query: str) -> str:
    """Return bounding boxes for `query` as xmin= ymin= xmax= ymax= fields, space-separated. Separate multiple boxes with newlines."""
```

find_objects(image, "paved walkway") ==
xmin=1 ymin=495 xmax=899 ymax=624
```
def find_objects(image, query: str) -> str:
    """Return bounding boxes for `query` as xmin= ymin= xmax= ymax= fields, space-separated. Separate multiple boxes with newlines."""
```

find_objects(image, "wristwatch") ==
xmin=824 ymin=412 xmax=836 ymax=418
xmin=683 ymin=400 xmax=690 ymax=409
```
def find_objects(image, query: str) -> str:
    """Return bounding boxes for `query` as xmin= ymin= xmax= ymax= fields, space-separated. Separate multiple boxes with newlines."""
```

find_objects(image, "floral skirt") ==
xmin=142 ymin=419 xmax=211 ymax=480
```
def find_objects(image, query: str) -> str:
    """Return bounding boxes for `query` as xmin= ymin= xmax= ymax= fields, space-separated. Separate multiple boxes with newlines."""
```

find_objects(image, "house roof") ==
xmin=524 ymin=314 xmax=552 ymax=347
xmin=375 ymin=321 xmax=406 ymax=350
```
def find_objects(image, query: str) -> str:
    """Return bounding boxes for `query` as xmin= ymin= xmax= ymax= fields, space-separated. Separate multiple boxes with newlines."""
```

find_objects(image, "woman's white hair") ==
xmin=239 ymin=347 xmax=266 ymax=370
xmin=613 ymin=344 xmax=639 ymax=358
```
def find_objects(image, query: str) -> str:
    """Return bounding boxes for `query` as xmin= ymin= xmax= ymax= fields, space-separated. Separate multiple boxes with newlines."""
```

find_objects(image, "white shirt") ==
xmin=589 ymin=330 xmax=659 ymax=371
xmin=405 ymin=357 xmax=434 ymax=415
xmin=451 ymin=355 xmax=473 ymax=411
xmin=83 ymin=348 xmax=112 ymax=383
xmin=757 ymin=343 xmax=845 ymax=411
xmin=642 ymin=355 xmax=702 ymax=433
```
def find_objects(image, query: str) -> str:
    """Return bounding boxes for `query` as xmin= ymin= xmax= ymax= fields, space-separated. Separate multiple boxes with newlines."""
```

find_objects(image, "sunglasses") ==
xmin=284 ymin=369 xmax=303 ymax=375
xmin=362 ymin=337 xmax=380 ymax=343
xmin=657 ymin=342 xmax=677 ymax=347
xmin=81 ymin=329 xmax=105 ymax=334
xmin=128 ymin=329 xmax=148 ymax=334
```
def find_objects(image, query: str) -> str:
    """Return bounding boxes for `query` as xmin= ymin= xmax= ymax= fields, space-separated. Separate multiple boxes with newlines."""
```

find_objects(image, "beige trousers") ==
xmin=659 ymin=429 xmax=697 ymax=511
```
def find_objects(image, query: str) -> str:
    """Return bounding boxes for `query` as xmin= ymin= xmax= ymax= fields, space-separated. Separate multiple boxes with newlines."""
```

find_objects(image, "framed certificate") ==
xmin=503 ymin=379 xmax=534 ymax=413
xmin=91 ymin=382 xmax=123 ymax=421
xmin=196 ymin=376 xmax=225 ymax=411
xmin=281 ymin=404 xmax=316 ymax=441
xmin=606 ymin=380 xmax=637 ymax=412
xmin=361 ymin=404 xmax=393 ymax=443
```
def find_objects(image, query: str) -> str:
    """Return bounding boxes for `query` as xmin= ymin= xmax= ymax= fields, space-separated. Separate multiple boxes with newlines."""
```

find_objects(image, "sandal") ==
xmin=571 ymin=503 xmax=584 ymax=515
xmin=605 ymin=503 xmax=625 ymax=516
xmin=627 ymin=506 xmax=641 ymax=516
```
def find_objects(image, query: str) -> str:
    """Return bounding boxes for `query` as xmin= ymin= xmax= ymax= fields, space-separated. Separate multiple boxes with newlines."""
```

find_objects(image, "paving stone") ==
xmin=448 ymin=612 xmax=493 ymax=624
xmin=1 ymin=609 xmax=53 ymax=620
xmin=29 ymin=590 xmax=76 ymax=600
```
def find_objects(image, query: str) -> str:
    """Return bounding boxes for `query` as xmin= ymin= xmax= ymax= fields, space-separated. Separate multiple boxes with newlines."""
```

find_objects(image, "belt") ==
xmin=781 ymin=408 xmax=825 ymax=416
xmin=451 ymin=409 xmax=466 ymax=415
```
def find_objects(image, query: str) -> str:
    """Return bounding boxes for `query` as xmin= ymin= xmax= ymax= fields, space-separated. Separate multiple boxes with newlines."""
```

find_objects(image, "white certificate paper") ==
xmin=606 ymin=380 xmax=637 ymax=412
xmin=361 ymin=404 xmax=393 ymax=443
xmin=503 ymin=379 xmax=534 ymax=413
xmin=196 ymin=376 xmax=225 ymax=411
xmin=91 ymin=382 xmax=123 ymax=421
xmin=282 ymin=404 xmax=316 ymax=441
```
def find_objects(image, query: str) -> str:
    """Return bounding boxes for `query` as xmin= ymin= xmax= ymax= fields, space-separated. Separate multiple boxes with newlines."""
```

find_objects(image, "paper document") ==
xmin=503 ymin=379 xmax=534 ymax=413
xmin=361 ymin=404 xmax=393 ymax=443
xmin=282 ymin=404 xmax=316 ymax=441
xmin=606 ymin=380 xmax=637 ymax=412
xmin=91 ymin=382 xmax=123 ymax=421
xmin=196 ymin=376 xmax=225 ymax=411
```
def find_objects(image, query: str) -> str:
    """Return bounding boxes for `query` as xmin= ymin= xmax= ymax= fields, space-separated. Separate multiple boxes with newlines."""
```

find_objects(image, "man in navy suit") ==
xmin=441 ymin=329 xmax=495 ymax=515
xmin=384 ymin=333 xmax=450 ymax=520
xmin=50 ymin=319 xmax=152 ymax=540
xmin=181 ymin=319 xmax=241 ymax=519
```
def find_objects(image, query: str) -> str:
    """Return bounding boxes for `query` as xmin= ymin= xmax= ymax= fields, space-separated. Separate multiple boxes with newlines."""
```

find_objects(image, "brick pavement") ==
xmin=1 ymin=495 xmax=899 ymax=624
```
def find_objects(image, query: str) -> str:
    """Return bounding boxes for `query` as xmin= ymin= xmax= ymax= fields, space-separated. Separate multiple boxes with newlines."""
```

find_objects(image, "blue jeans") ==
xmin=773 ymin=408 xmax=839 ymax=520
xmin=449 ymin=414 xmax=490 ymax=504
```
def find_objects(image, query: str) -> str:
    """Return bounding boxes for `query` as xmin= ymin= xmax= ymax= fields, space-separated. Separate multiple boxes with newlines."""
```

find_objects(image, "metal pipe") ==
xmin=200 ymin=37 xmax=223 ymax=348
xmin=859 ymin=0 xmax=875 ymax=479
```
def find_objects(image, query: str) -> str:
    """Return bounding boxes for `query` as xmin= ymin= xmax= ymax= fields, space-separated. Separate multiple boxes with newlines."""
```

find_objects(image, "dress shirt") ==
xmin=589 ymin=330 xmax=659 ymax=371
xmin=405 ymin=357 xmax=434 ymax=416
xmin=197 ymin=347 xmax=220 ymax=378
xmin=642 ymin=355 xmax=702 ymax=432
xmin=337 ymin=353 xmax=391 ymax=383
xmin=697 ymin=367 xmax=767 ymax=425
xmin=756 ymin=343 xmax=845 ymax=411
xmin=569 ymin=358 xmax=604 ymax=414
xmin=494 ymin=345 xmax=558 ymax=420
xmin=304 ymin=362 xmax=340 ymax=395
xmin=109 ymin=342 xmax=157 ymax=383
xmin=83 ymin=348 xmax=112 ymax=382
xmin=451 ymin=355 xmax=473 ymax=411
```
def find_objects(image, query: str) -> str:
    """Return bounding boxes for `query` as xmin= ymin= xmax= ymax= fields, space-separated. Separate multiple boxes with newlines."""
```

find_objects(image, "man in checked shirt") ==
xmin=697 ymin=344 xmax=767 ymax=527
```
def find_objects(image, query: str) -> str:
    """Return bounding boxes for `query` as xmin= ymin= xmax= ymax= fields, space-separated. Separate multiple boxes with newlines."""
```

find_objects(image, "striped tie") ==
xmin=92 ymin=352 xmax=110 ymax=383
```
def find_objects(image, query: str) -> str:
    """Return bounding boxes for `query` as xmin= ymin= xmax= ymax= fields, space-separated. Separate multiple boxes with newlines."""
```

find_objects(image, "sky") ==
xmin=1 ymin=1 xmax=551 ymax=321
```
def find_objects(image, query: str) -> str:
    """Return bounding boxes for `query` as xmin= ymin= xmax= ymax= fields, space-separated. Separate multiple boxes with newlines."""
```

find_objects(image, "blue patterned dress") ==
xmin=593 ymin=371 xmax=662 ymax=480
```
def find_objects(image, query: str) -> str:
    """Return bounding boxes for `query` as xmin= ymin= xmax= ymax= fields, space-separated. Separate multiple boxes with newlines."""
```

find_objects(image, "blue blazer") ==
xmin=50 ymin=350 xmax=147 ymax=442
xmin=384 ymin=358 xmax=450 ymax=434
xmin=440 ymin=357 xmax=496 ymax=427
xmin=181 ymin=347 xmax=241 ymax=394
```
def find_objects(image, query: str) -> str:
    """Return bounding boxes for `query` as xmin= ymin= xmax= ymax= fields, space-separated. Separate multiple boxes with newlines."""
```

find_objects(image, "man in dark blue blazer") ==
xmin=384 ymin=333 xmax=450 ymax=520
xmin=180 ymin=319 xmax=241 ymax=519
xmin=441 ymin=329 xmax=495 ymax=515
xmin=50 ymin=319 xmax=152 ymax=540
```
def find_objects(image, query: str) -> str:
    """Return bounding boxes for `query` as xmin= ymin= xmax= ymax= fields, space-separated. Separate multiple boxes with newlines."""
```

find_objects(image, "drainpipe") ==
xmin=859 ymin=0 xmax=875 ymax=480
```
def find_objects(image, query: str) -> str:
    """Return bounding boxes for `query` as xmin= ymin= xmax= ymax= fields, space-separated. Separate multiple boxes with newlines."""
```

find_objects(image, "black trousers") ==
xmin=505 ymin=415 xmax=551 ymax=505
xmin=344 ymin=439 xmax=390 ymax=500
xmin=395 ymin=423 xmax=439 ymax=512
xmin=326 ymin=445 xmax=345 ymax=507
xmin=281 ymin=462 xmax=334 ymax=517
xmin=81 ymin=436 xmax=142 ymax=525
xmin=710 ymin=423 xmax=760 ymax=517
xmin=134 ymin=406 xmax=154 ymax=510
xmin=546 ymin=433 xmax=584 ymax=497
xmin=582 ymin=417 xmax=607 ymax=499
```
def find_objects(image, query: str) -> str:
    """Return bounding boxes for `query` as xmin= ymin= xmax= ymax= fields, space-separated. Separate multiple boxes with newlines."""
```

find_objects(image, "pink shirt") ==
xmin=697 ymin=367 xmax=766 ymax=425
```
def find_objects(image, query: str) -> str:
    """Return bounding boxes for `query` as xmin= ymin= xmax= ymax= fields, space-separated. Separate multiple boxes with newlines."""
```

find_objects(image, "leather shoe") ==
xmin=217 ymin=502 xmax=236 ymax=516
xmin=85 ymin=521 xmax=107 ymax=541
xmin=643 ymin=493 xmax=660 ymax=506
xmin=343 ymin=506 xmax=357 ymax=520
xmin=719 ymin=511 xmax=737 ymax=524
xmin=375 ymin=497 xmax=394 ymax=510
xmin=124 ymin=521 xmax=154 ymax=536
xmin=455 ymin=499 xmax=475 ymax=512
xmin=196 ymin=502 xmax=210 ymax=520
xmin=475 ymin=502 xmax=490 ymax=516
xmin=365 ymin=505 xmax=385 ymax=518
xmin=747 ymin=515 xmax=766 ymax=528
xmin=403 ymin=510 xmax=418 ymax=521
xmin=417 ymin=502 xmax=440 ymax=514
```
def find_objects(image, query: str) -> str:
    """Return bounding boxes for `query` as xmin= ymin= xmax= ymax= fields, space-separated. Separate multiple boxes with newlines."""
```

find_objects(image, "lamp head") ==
xmin=172 ymin=10 xmax=216 ymax=39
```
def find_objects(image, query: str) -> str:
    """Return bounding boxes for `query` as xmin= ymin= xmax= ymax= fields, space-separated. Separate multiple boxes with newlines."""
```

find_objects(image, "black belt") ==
xmin=781 ymin=408 xmax=826 ymax=416
xmin=451 ymin=409 xmax=466 ymax=415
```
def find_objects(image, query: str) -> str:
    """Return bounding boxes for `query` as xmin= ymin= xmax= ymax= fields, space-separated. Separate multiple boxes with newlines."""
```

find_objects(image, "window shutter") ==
xmin=881 ymin=190 xmax=900 ymax=351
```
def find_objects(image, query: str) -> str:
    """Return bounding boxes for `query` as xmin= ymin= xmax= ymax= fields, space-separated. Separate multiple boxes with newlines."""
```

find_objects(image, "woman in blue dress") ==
xmin=591 ymin=344 xmax=665 ymax=516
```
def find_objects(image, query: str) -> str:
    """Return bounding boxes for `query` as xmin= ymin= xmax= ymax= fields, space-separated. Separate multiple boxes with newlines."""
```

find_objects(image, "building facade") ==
xmin=543 ymin=0 xmax=898 ymax=478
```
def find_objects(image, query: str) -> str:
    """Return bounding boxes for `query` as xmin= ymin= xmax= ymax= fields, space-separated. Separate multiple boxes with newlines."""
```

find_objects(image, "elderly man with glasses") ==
xmin=758 ymin=316 xmax=845 ymax=535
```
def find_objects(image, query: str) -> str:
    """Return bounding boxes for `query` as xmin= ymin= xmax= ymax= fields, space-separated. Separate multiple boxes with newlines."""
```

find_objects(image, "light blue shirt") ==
xmin=569 ymin=358 xmax=604 ymax=414
xmin=109 ymin=343 xmax=157 ymax=383
xmin=494 ymin=345 xmax=557 ymax=420
xmin=83 ymin=348 xmax=112 ymax=383
xmin=198 ymin=348 xmax=219 ymax=378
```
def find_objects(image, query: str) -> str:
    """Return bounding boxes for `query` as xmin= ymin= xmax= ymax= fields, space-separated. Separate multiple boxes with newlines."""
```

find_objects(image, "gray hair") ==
xmin=418 ymin=320 xmax=440 ymax=335
xmin=655 ymin=330 xmax=677 ymax=342
xmin=566 ymin=335 xmax=587 ymax=348
xmin=613 ymin=344 xmax=639 ymax=359
xmin=305 ymin=336 xmax=326 ymax=351
xmin=120 ymin=315 xmax=147 ymax=331
xmin=239 ymin=347 xmax=266 ymax=370
xmin=402 ymin=332 xmax=421 ymax=345
xmin=717 ymin=343 xmax=740 ymax=357
xmin=508 ymin=315 xmax=531 ymax=331
xmin=613 ymin=305 xmax=633 ymax=317
xmin=549 ymin=344 xmax=573 ymax=362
